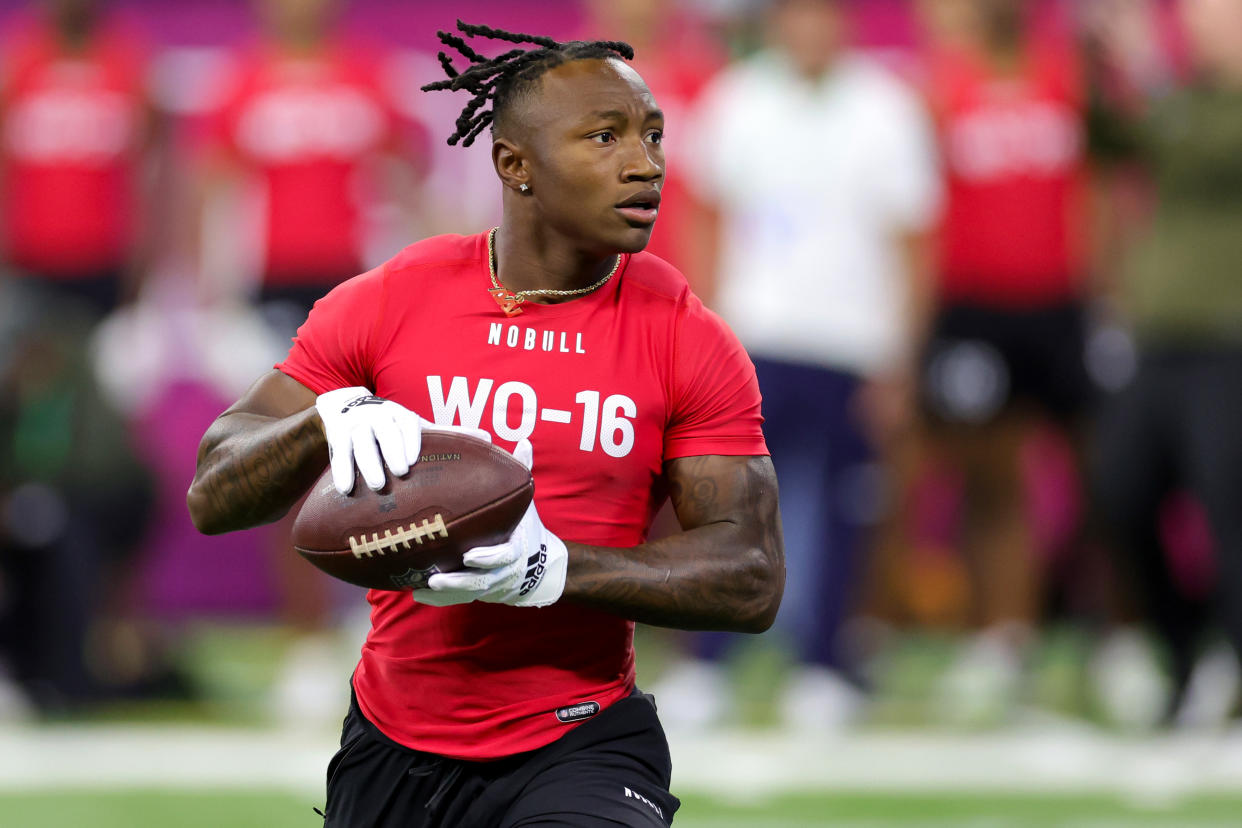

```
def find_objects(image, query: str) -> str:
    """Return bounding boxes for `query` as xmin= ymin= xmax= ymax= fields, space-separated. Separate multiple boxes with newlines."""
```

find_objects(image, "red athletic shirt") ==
xmin=209 ymin=43 xmax=407 ymax=286
xmin=277 ymin=232 xmax=767 ymax=759
xmin=0 ymin=18 xmax=148 ymax=276
xmin=927 ymin=43 xmax=1088 ymax=307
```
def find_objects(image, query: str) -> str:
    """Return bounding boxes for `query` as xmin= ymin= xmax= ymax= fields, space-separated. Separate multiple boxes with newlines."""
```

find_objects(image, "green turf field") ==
xmin=3 ymin=790 xmax=1242 ymax=827
xmin=4 ymin=624 xmax=1237 ymax=827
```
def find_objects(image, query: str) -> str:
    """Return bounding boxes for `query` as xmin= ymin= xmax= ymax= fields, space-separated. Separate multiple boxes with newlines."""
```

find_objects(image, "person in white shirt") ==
xmin=676 ymin=0 xmax=940 ymax=728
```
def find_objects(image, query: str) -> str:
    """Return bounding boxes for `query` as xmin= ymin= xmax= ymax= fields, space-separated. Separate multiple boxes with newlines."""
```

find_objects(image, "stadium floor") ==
xmin=6 ymin=625 xmax=1240 ymax=825
xmin=4 ymin=722 xmax=1242 ymax=826
xmin=4 ymin=789 xmax=1242 ymax=827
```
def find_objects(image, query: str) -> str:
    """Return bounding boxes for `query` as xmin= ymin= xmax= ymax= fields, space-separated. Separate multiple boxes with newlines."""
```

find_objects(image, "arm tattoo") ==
xmin=563 ymin=455 xmax=784 ymax=633
xmin=189 ymin=407 xmax=328 ymax=534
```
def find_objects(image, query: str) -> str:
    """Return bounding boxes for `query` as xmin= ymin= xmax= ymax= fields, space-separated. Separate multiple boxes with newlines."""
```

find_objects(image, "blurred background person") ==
xmin=0 ymin=0 xmax=164 ymax=318
xmin=194 ymin=0 xmax=433 ymax=724
xmin=0 ymin=292 xmax=159 ymax=716
xmin=903 ymin=0 xmax=1097 ymax=723
xmin=1087 ymin=0 xmax=1242 ymax=729
xmin=197 ymin=0 xmax=431 ymax=325
xmin=0 ymin=0 xmax=171 ymax=717
xmin=680 ymin=0 xmax=940 ymax=731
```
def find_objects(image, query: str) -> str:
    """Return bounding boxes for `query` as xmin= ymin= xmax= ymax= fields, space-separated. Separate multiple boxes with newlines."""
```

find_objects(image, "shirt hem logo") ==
xmin=554 ymin=700 xmax=600 ymax=723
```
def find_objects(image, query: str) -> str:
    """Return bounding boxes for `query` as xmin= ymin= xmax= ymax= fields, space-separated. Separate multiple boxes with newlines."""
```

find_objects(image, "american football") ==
xmin=291 ymin=431 xmax=533 ymax=591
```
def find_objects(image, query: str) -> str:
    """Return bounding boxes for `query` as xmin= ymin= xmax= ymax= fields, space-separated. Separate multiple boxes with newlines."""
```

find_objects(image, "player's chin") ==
xmin=609 ymin=216 xmax=657 ymax=254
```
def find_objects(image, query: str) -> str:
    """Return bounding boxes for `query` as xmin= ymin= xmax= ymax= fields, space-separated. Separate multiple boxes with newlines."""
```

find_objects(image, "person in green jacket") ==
xmin=1087 ymin=0 xmax=1242 ymax=725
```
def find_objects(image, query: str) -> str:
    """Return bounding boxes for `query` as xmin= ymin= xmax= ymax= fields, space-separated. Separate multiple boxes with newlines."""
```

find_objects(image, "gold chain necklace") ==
xmin=486 ymin=227 xmax=620 ymax=317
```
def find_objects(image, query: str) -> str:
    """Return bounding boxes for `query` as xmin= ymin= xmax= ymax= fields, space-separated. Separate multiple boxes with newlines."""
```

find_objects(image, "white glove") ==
xmin=412 ymin=439 xmax=567 ymax=608
xmin=315 ymin=387 xmax=491 ymax=495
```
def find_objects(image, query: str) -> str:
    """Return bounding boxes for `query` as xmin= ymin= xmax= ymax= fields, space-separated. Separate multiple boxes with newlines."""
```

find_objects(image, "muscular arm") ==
xmin=187 ymin=369 xmax=327 ymax=534
xmin=562 ymin=455 xmax=784 ymax=634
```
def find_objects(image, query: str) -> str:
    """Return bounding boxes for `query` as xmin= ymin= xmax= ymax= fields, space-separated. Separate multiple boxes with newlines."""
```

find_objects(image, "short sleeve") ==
xmin=665 ymin=295 xmax=768 ymax=459
xmin=276 ymin=264 xmax=387 ymax=394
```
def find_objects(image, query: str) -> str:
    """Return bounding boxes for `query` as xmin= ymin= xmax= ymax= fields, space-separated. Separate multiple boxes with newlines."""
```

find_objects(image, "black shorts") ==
xmin=921 ymin=301 xmax=1093 ymax=425
xmin=322 ymin=689 xmax=680 ymax=827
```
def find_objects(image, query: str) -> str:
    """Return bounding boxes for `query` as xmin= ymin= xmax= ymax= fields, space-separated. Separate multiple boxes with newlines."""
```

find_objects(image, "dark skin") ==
xmin=491 ymin=57 xmax=665 ymax=292
xmin=187 ymin=57 xmax=785 ymax=634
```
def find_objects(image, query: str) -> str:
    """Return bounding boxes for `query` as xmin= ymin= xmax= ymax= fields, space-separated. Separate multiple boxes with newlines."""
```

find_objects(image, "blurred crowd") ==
xmin=1 ymin=0 xmax=1241 ymax=737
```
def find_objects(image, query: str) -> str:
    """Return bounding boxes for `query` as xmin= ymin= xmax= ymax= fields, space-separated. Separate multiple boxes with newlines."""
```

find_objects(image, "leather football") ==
xmin=291 ymin=431 xmax=533 ymax=591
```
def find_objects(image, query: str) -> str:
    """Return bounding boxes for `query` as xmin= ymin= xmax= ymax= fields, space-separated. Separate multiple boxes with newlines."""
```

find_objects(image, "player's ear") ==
xmin=493 ymin=137 xmax=530 ymax=195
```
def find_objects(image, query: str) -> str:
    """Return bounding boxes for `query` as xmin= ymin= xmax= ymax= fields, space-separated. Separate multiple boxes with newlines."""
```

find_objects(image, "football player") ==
xmin=188 ymin=21 xmax=784 ymax=827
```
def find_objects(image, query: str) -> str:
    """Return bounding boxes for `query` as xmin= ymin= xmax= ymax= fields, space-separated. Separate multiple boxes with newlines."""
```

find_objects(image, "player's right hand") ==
xmin=315 ymin=387 xmax=493 ymax=495
xmin=316 ymin=387 xmax=423 ymax=495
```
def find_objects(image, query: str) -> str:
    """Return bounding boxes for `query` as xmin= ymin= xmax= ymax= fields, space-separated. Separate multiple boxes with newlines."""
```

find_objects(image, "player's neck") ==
xmin=492 ymin=222 xmax=618 ymax=303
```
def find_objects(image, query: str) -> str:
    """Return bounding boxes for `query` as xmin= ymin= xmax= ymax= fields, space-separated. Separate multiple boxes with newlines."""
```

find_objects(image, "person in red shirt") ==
xmin=0 ymin=0 xmax=159 ymax=316
xmin=0 ymin=0 xmax=169 ymax=715
xmin=187 ymin=22 xmax=783 ymax=826
xmin=913 ymin=0 xmax=1094 ymax=717
xmin=200 ymin=0 xmax=429 ymax=322
xmin=198 ymin=0 xmax=433 ymax=722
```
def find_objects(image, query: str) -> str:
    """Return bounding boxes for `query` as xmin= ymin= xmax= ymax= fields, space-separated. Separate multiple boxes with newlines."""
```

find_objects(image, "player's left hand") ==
xmin=411 ymin=439 xmax=567 ymax=609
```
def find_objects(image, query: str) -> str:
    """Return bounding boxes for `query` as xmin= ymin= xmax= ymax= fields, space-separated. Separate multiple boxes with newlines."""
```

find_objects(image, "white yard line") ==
xmin=667 ymin=724 xmax=1242 ymax=805
xmin=0 ymin=725 xmax=333 ymax=795
xmin=1 ymin=722 xmax=1242 ymax=806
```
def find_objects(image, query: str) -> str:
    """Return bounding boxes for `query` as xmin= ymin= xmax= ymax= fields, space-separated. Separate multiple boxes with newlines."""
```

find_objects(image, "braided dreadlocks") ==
xmin=420 ymin=20 xmax=635 ymax=147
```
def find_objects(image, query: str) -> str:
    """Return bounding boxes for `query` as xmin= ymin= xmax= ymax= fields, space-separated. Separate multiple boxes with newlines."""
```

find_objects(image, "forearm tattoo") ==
xmin=189 ymin=408 xmax=328 ymax=532
xmin=564 ymin=456 xmax=785 ymax=632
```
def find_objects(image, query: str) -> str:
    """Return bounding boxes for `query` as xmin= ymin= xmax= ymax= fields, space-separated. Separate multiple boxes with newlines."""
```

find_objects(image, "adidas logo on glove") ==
xmin=519 ymin=544 xmax=548 ymax=596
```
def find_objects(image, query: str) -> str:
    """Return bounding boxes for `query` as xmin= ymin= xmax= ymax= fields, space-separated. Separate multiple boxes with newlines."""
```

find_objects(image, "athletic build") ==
xmin=188 ymin=22 xmax=784 ymax=827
